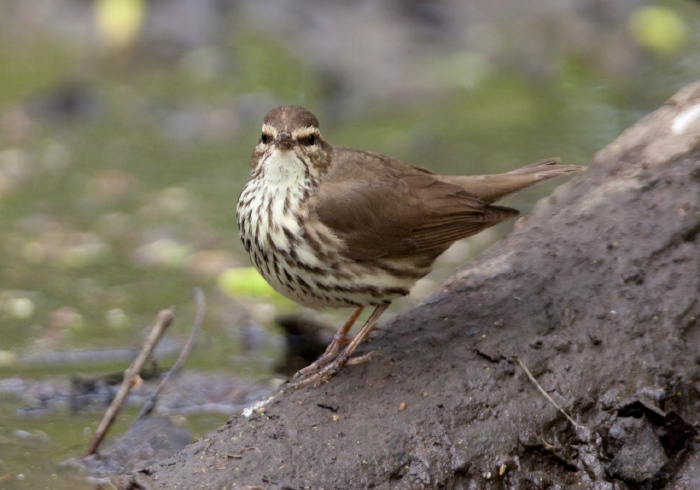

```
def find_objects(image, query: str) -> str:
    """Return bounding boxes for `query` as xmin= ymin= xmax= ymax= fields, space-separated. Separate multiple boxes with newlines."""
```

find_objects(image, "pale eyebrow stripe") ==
xmin=292 ymin=126 xmax=319 ymax=138
xmin=262 ymin=123 xmax=277 ymax=135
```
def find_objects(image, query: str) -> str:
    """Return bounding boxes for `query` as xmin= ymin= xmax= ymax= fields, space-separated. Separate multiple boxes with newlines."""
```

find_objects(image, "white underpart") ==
xmin=250 ymin=149 xmax=305 ymax=250
xmin=261 ymin=148 xmax=307 ymax=186
xmin=240 ymin=147 xmax=420 ymax=308
xmin=246 ymin=149 xmax=324 ymax=269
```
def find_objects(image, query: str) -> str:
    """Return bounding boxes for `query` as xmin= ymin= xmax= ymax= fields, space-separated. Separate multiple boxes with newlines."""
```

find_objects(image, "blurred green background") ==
xmin=0 ymin=0 xmax=699 ymax=487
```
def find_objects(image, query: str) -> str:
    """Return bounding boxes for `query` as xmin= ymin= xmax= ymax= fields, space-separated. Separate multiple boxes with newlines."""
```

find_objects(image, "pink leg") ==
xmin=291 ymin=306 xmax=364 ymax=380
xmin=288 ymin=303 xmax=389 ymax=389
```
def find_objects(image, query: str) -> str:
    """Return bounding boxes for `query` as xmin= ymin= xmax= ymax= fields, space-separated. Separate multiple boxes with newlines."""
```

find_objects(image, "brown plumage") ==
xmin=236 ymin=105 xmax=583 ymax=387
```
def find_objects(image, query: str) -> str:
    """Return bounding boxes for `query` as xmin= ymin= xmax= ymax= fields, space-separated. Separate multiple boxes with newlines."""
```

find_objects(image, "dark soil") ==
xmin=121 ymin=83 xmax=700 ymax=489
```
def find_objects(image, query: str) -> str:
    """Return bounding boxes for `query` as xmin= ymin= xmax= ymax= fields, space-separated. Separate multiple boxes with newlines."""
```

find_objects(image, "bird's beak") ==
xmin=276 ymin=131 xmax=294 ymax=150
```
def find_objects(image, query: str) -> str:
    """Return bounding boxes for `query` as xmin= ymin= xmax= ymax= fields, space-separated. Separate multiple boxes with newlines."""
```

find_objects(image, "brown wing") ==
xmin=311 ymin=162 xmax=518 ymax=261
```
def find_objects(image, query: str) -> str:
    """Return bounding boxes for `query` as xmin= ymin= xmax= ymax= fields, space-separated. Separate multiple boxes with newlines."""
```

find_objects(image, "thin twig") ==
xmin=516 ymin=357 xmax=585 ymax=430
xmin=83 ymin=308 xmax=175 ymax=459
xmin=137 ymin=288 xmax=206 ymax=419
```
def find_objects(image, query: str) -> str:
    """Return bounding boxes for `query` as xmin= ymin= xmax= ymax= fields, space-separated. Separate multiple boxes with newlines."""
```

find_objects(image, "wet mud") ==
xmin=121 ymin=83 xmax=700 ymax=489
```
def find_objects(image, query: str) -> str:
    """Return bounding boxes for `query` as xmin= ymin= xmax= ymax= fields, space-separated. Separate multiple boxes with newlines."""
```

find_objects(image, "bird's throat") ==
xmin=260 ymin=148 xmax=310 ymax=187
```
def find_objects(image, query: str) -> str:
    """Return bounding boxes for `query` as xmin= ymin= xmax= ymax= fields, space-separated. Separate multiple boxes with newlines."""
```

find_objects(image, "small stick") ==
xmin=137 ymin=289 xmax=206 ymax=419
xmin=83 ymin=308 xmax=175 ymax=459
xmin=516 ymin=357 xmax=585 ymax=430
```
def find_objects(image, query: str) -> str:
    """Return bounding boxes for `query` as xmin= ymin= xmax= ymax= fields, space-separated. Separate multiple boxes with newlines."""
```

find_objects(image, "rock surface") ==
xmin=121 ymin=83 xmax=700 ymax=489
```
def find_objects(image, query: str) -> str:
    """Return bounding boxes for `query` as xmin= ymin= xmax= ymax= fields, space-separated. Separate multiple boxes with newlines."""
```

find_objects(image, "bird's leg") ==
xmin=289 ymin=303 xmax=389 ymax=389
xmin=291 ymin=306 xmax=364 ymax=380
xmin=333 ymin=303 xmax=388 ymax=364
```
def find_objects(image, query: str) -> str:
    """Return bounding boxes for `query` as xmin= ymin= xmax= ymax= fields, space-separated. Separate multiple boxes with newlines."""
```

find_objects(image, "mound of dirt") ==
xmin=122 ymin=83 xmax=700 ymax=489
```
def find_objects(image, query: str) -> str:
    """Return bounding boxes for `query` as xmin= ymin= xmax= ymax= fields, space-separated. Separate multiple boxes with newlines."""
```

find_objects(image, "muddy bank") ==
xmin=122 ymin=83 xmax=700 ymax=489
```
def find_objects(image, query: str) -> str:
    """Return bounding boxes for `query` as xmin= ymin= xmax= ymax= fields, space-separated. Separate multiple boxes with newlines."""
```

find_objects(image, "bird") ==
xmin=236 ymin=105 xmax=583 ymax=388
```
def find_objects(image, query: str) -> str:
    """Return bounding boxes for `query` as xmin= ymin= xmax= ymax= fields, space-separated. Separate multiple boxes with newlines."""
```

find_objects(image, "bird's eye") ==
xmin=301 ymin=134 xmax=316 ymax=146
xmin=260 ymin=133 xmax=271 ymax=144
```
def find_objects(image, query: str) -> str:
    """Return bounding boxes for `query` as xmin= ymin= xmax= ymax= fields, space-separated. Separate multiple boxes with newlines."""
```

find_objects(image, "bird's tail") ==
xmin=442 ymin=158 xmax=584 ymax=204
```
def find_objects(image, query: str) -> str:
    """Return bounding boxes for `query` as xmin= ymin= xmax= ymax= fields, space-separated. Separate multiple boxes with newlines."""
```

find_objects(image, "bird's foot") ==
xmin=286 ymin=348 xmax=381 ymax=389
xmin=286 ymin=362 xmax=337 ymax=389
xmin=345 ymin=350 xmax=381 ymax=366
xmin=291 ymin=332 xmax=347 ymax=380
xmin=287 ymin=304 xmax=389 ymax=389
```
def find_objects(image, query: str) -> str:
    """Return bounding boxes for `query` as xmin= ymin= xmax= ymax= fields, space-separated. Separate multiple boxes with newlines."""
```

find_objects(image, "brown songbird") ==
xmin=236 ymin=105 xmax=583 ymax=388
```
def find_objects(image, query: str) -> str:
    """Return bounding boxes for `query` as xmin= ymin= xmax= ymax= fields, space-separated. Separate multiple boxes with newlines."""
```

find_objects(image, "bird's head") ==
xmin=249 ymin=105 xmax=332 ymax=181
